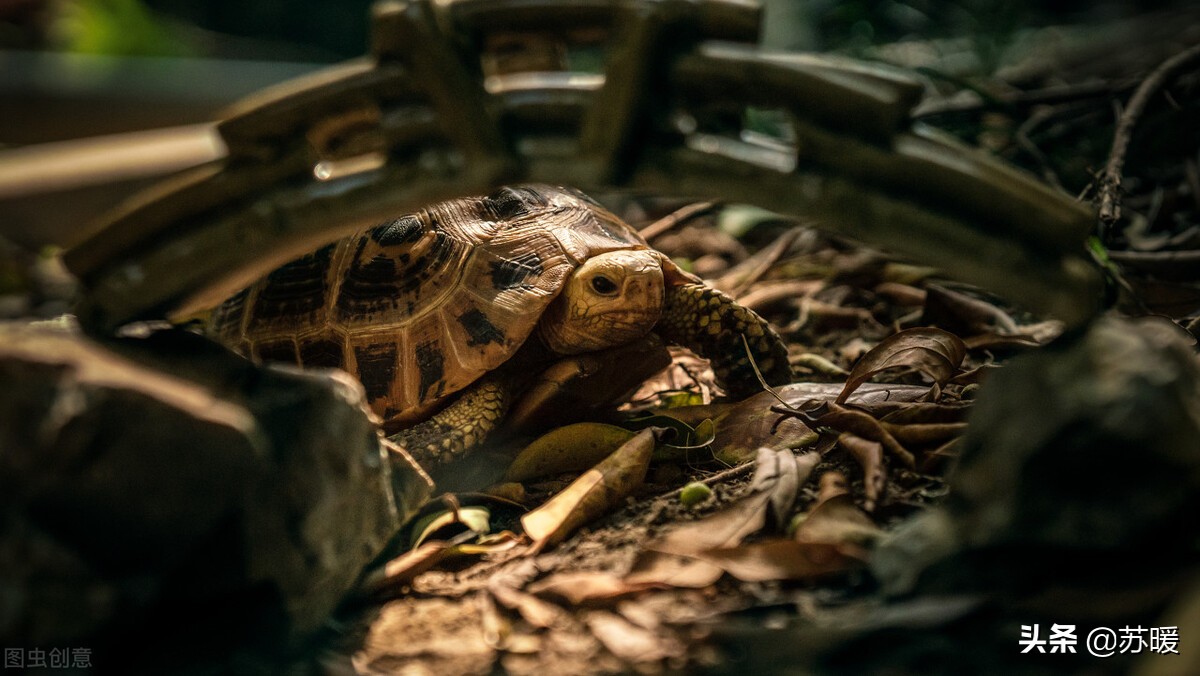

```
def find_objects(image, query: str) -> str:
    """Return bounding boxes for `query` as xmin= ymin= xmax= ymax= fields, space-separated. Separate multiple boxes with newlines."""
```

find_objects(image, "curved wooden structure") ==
xmin=64 ymin=0 xmax=1099 ymax=332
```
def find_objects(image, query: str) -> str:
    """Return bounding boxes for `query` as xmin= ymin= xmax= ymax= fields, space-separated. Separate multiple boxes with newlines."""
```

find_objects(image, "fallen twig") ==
xmin=1098 ymin=42 xmax=1200 ymax=237
xmin=638 ymin=201 xmax=721 ymax=241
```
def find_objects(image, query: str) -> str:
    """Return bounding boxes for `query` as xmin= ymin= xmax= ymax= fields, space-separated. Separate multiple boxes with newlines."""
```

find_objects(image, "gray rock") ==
xmin=0 ymin=323 xmax=431 ymax=662
xmin=949 ymin=315 xmax=1200 ymax=551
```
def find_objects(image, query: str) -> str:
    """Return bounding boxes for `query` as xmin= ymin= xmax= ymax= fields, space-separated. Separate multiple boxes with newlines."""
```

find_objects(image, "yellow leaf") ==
xmin=504 ymin=422 xmax=636 ymax=482
xmin=520 ymin=428 xmax=658 ymax=551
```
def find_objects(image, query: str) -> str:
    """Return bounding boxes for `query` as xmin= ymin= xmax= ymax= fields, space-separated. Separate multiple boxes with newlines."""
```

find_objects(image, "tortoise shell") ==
xmin=212 ymin=185 xmax=651 ymax=425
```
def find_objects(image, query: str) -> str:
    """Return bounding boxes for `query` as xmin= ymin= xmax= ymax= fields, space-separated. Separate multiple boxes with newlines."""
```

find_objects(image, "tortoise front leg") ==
xmin=656 ymin=283 xmax=791 ymax=398
xmin=389 ymin=374 xmax=516 ymax=465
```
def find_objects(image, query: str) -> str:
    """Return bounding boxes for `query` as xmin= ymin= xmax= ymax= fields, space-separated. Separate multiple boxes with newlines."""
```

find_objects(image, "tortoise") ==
xmin=212 ymin=185 xmax=791 ymax=464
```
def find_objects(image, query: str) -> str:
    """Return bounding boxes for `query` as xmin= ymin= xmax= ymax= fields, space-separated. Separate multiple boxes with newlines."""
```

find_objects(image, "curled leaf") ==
xmin=836 ymin=433 xmax=886 ymax=512
xmin=410 ymin=505 xmax=492 ymax=549
xmin=816 ymin=405 xmax=916 ymax=469
xmin=363 ymin=529 xmax=477 ymax=596
xmin=520 ymin=428 xmax=659 ymax=552
xmin=529 ymin=571 xmax=660 ymax=605
xmin=881 ymin=421 xmax=969 ymax=448
xmin=836 ymin=327 xmax=967 ymax=404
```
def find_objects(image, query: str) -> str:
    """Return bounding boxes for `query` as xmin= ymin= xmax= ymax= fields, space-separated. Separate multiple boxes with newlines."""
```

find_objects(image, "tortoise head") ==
xmin=538 ymin=250 xmax=665 ymax=355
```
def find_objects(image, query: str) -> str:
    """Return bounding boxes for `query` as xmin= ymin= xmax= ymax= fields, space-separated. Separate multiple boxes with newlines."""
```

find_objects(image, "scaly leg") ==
xmin=388 ymin=374 xmax=516 ymax=465
xmin=655 ymin=283 xmax=791 ymax=398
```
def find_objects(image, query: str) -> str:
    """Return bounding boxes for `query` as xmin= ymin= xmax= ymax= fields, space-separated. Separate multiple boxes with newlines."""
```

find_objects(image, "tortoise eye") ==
xmin=590 ymin=275 xmax=618 ymax=295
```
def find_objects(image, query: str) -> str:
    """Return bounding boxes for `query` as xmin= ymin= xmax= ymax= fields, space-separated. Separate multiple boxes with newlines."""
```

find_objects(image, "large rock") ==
xmin=0 ymin=323 xmax=431 ymax=670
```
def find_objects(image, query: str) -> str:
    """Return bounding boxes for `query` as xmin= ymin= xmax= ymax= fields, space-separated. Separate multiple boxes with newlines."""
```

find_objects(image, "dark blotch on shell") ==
xmin=457 ymin=308 xmax=506 ymax=347
xmin=256 ymin=339 xmax=298 ymax=364
xmin=415 ymin=340 xmax=445 ymax=401
xmin=354 ymin=343 xmax=398 ymax=402
xmin=489 ymin=252 xmax=543 ymax=290
xmin=337 ymin=244 xmax=402 ymax=315
xmin=486 ymin=186 xmax=549 ymax=220
xmin=252 ymin=244 xmax=334 ymax=320
xmin=370 ymin=215 xmax=425 ymax=246
xmin=299 ymin=338 xmax=345 ymax=369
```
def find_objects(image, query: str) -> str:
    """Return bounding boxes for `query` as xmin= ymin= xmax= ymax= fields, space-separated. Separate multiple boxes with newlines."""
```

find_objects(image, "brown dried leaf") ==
xmin=962 ymin=333 xmax=1044 ymax=351
xmin=585 ymin=611 xmax=682 ymax=663
xmin=877 ymin=401 xmax=973 ymax=424
xmin=816 ymin=406 xmax=916 ymax=469
xmin=881 ymin=421 xmax=969 ymax=448
xmin=715 ymin=227 xmax=804 ymax=295
xmin=836 ymin=327 xmax=967 ymax=405
xmin=793 ymin=493 xmax=883 ymax=548
xmin=921 ymin=436 xmax=962 ymax=474
xmin=653 ymin=449 xmax=815 ymax=556
xmin=488 ymin=580 xmax=567 ymax=629
xmin=922 ymin=284 xmax=1019 ymax=335
xmin=520 ymin=428 xmax=657 ymax=552
xmin=365 ymin=541 xmax=455 ymax=595
xmin=873 ymin=281 xmax=927 ymax=306
xmin=737 ymin=279 xmax=824 ymax=312
xmin=624 ymin=552 xmax=725 ymax=589
xmin=529 ymin=571 xmax=660 ymax=605
xmin=837 ymin=433 xmax=886 ymax=511
xmin=815 ymin=470 xmax=851 ymax=505
xmin=699 ymin=539 xmax=864 ymax=582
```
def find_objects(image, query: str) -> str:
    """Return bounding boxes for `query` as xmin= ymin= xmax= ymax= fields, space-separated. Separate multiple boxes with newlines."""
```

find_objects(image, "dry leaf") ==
xmin=585 ymin=611 xmax=682 ymax=663
xmin=922 ymin=284 xmax=1019 ymax=335
xmin=488 ymin=580 xmax=567 ymax=629
xmin=624 ymin=551 xmax=725 ymax=589
xmin=616 ymin=600 xmax=663 ymax=633
xmin=791 ymin=470 xmax=882 ymax=549
xmin=699 ymin=539 xmax=864 ymax=582
xmin=793 ymin=352 xmax=850 ymax=376
xmin=364 ymin=540 xmax=456 ymax=595
xmin=836 ymin=327 xmax=967 ymax=404
xmin=837 ymin=433 xmax=886 ymax=511
xmin=529 ymin=571 xmax=660 ymax=605
xmin=505 ymin=423 xmax=636 ymax=482
xmin=815 ymin=405 xmax=916 ymax=469
xmin=521 ymin=427 xmax=658 ymax=552
xmin=410 ymin=505 xmax=492 ymax=548
xmin=962 ymin=333 xmax=1044 ymax=351
xmin=815 ymin=470 xmax=851 ymax=505
xmin=881 ymin=421 xmax=969 ymax=448
xmin=873 ymin=281 xmax=928 ymax=306
xmin=653 ymin=448 xmax=815 ymax=556
xmin=738 ymin=279 xmax=825 ymax=312
xmin=661 ymin=382 xmax=931 ymax=465
xmin=793 ymin=494 xmax=883 ymax=547
xmin=877 ymin=402 xmax=973 ymax=424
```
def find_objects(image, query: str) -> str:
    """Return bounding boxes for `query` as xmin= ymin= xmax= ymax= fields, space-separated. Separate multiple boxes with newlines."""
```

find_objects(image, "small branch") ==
xmin=638 ymin=200 xmax=721 ymax=241
xmin=1098 ymin=42 xmax=1200 ymax=237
